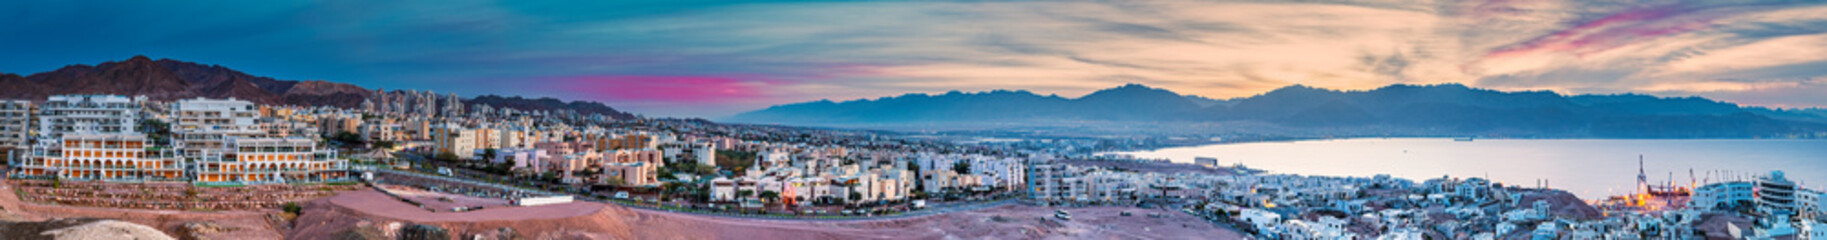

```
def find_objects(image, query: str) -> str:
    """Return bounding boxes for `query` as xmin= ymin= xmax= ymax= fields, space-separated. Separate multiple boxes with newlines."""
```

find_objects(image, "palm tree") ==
xmin=760 ymin=191 xmax=780 ymax=204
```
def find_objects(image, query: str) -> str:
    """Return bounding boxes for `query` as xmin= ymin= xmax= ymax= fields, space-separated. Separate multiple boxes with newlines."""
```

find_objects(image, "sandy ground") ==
xmin=373 ymin=184 xmax=512 ymax=212
xmin=289 ymin=188 xmax=1250 ymax=239
xmin=0 ymin=180 xmax=285 ymax=239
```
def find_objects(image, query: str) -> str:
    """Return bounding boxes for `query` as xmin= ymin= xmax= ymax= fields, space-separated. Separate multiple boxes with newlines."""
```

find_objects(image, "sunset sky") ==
xmin=4 ymin=0 xmax=1827 ymax=117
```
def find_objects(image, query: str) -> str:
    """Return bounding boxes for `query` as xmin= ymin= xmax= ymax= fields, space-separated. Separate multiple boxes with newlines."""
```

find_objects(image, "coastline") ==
xmin=1108 ymin=138 xmax=1827 ymax=200
xmin=1088 ymin=133 xmax=1819 ymax=154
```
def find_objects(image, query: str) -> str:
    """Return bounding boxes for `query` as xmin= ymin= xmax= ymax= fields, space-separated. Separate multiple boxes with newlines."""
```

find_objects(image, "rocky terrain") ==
xmin=0 ymin=218 xmax=176 ymax=240
xmin=1 ymin=179 xmax=301 ymax=239
xmin=288 ymin=188 xmax=1243 ymax=239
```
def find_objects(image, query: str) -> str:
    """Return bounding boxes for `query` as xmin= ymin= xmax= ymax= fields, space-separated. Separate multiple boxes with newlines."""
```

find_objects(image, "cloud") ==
xmin=4 ymin=0 xmax=1827 ymax=118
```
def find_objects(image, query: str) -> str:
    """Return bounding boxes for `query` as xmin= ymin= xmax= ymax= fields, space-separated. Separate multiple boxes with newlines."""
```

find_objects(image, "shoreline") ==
xmin=1103 ymin=135 xmax=1822 ymax=154
xmin=1106 ymin=138 xmax=1827 ymax=201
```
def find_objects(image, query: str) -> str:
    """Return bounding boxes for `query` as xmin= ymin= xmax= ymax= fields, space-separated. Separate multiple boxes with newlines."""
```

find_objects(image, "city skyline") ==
xmin=6 ymin=0 xmax=1827 ymax=118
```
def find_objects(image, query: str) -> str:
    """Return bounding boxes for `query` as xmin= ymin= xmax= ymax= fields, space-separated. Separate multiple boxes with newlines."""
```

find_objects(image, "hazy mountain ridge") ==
xmin=733 ymin=83 xmax=1827 ymax=138
xmin=0 ymin=56 xmax=634 ymax=119
xmin=465 ymin=95 xmax=637 ymax=119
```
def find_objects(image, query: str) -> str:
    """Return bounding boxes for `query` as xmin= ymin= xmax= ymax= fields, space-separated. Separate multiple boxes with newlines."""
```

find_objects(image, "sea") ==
xmin=1117 ymin=138 xmax=1827 ymax=199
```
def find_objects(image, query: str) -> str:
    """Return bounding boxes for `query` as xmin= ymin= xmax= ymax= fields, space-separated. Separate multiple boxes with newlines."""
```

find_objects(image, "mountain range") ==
xmin=0 ymin=56 xmax=633 ymax=119
xmin=733 ymin=84 xmax=1827 ymax=138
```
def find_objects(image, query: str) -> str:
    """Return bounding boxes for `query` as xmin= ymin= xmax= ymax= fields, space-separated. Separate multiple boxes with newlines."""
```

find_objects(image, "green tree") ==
xmin=657 ymin=167 xmax=677 ymax=180
xmin=480 ymin=148 xmax=498 ymax=160
xmin=759 ymin=191 xmax=780 ymax=203
xmin=713 ymin=150 xmax=757 ymax=173
xmin=605 ymin=177 xmax=628 ymax=186
xmin=330 ymin=131 xmax=365 ymax=146
xmin=738 ymin=190 xmax=754 ymax=201
xmin=434 ymin=151 xmax=460 ymax=162
xmin=372 ymin=141 xmax=396 ymax=149
xmin=849 ymin=191 xmax=863 ymax=203
xmin=952 ymin=161 xmax=971 ymax=174
xmin=692 ymin=164 xmax=716 ymax=176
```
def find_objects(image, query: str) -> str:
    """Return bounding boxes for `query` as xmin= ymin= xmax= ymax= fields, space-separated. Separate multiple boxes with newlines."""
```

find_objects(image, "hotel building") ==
xmin=174 ymin=98 xmax=348 ymax=184
xmin=9 ymin=95 xmax=348 ymax=184
xmin=14 ymin=134 xmax=185 ymax=181
xmin=12 ymin=95 xmax=185 ymax=181
xmin=193 ymin=138 xmax=347 ymax=183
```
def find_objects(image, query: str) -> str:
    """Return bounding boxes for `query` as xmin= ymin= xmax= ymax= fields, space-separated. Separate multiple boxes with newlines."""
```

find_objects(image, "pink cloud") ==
xmin=1482 ymin=5 xmax=1718 ymax=59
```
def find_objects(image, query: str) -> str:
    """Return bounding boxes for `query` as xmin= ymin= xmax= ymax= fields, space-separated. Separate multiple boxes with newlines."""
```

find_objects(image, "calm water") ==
xmin=1120 ymin=138 xmax=1827 ymax=199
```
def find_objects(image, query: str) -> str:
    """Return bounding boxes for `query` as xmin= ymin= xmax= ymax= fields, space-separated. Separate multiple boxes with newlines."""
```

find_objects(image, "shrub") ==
xmin=283 ymin=202 xmax=303 ymax=215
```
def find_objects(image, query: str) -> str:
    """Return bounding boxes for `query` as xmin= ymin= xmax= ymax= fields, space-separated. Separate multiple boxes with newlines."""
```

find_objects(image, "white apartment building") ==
xmin=0 ymin=100 xmax=31 ymax=163
xmin=35 ymin=95 xmax=140 ymax=139
xmin=917 ymin=153 xmax=1025 ymax=193
xmin=1758 ymin=171 xmax=1800 ymax=215
xmin=13 ymin=134 xmax=185 ymax=181
xmin=695 ymin=142 xmax=717 ymax=167
xmin=1692 ymin=181 xmax=1755 ymax=210
xmin=432 ymin=124 xmax=478 ymax=159
xmin=602 ymin=161 xmax=656 ymax=186
xmin=495 ymin=147 xmax=548 ymax=170
xmin=608 ymin=149 xmax=663 ymax=165
xmin=13 ymin=95 xmax=174 ymax=181
xmin=193 ymin=138 xmax=347 ymax=183
xmin=1798 ymin=189 xmax=1823 ymax=217
xmin=170 ymin=98 xmax=266 ymax=157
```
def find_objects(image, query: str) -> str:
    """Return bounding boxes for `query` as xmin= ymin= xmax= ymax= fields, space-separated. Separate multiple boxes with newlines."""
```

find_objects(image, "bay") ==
xmin=1118 ymin=138 xmax=1827 ymax=199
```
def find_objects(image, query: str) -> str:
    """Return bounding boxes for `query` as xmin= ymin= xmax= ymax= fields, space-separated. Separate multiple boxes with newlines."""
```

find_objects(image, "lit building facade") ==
xmin=193 ymin=138 xmax=347 ymax=183
xmin=9 ymin=95 xmax=348 ymax=184
xmin=12 ymin=95 xmax=174 ymax=181
xmin=13 ymin=134 xmax=185 ymax=181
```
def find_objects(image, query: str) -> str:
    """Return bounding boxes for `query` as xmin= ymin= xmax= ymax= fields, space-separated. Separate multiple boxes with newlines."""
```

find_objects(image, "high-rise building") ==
xmin=0 ymin=100 xmax=32 ymax=163
xmin=417 ymin=91 xmax=437 ymax=117
xmin=442 ymin=93 xmax=463 ymax=118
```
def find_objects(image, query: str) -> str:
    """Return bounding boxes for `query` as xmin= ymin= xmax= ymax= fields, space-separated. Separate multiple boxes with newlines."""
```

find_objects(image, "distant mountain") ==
xmin=0 ymin=56 xmax=634 ymax=119
xmin=732 ymin=83 xmax=1827 ymax=138
xmin=0 ymin=55 xmax=364 ymax=107
xmin=733 ymin=84 xmax=1202 ymax=123
xmin=465 ymin=95 xmax=636 ymax=119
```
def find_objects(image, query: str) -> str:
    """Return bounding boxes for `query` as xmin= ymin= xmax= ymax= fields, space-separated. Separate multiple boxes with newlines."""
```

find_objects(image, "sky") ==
xmin=3 ymin=0 xmax=1827 ymax=118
